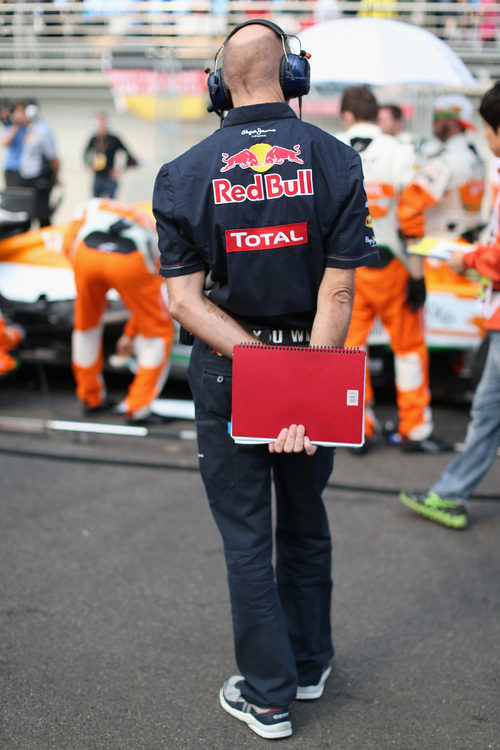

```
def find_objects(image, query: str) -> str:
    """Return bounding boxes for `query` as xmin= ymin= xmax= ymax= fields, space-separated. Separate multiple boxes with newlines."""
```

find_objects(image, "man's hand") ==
xmin=269 ymin=424 xmax=317 ymax=456
xmin=405 ymin=276 xmax=426 ymax=312
xmin=116 ymin=333 xmax=134 ymax=357
xmin=445 ymin=249 xmax=467 ymax=275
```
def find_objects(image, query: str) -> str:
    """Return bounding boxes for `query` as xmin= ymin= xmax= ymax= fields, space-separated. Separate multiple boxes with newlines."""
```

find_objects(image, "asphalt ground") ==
xmin=1 ymin=366 xmax=500 ymax=750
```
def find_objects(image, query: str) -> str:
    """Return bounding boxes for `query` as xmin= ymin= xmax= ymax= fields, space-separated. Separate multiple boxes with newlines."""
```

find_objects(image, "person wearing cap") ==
xmin=338 ymin=86 xmax=451 ymax=454
xmin=398 ymin=93 xmax=486 ymax=246
xmin=154 ymin=19 xmax=377 ymax=740
xmin=399 ymin=82 xmax=500 ymax=529
xmin=17 ymin=101 xmax=60 ymax=227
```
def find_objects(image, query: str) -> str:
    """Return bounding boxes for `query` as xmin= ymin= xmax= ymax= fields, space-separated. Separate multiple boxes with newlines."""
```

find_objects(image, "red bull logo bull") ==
xmin=220 ymin=149 xmax=260 ymax=173
xmin=220 ymin=143 xmax=304 ymax=173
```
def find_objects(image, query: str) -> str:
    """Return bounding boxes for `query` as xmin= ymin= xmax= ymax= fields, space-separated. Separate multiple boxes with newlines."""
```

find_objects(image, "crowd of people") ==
xmin=1 ymin=15 xmax=499 ymax=742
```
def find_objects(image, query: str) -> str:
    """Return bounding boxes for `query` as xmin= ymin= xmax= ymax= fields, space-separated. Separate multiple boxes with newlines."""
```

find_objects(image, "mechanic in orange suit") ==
xmin=338 ymin=87 xmax=451 ymax=453
xmin=64 ymin=199 xmax=174 ymax=423
xmin=0 ymin=311 xmax=24 ymax=378
xmin=398 ymin=94 xmax=485 ymax=244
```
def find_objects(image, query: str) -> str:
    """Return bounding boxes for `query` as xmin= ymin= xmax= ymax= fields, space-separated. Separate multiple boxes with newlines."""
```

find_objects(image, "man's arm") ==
xmin=309 ymin=267 xmax=355 ymax=347
xmin=165 ymin=270 xmax=261 ymax=359
xmin=271 ymin=266 xmax=355 ymax=456
xmin=1 ymin=124 xmax=20 ymax=147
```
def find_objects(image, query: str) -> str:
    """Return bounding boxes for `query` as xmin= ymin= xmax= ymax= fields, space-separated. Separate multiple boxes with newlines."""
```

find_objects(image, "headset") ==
xmin=206 ymin=19 xmax=311 ymax=120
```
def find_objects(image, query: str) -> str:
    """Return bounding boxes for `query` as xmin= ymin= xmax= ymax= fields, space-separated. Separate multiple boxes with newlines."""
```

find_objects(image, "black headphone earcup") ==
xmin=279 ymin=56 xmax=288 ymax=98
xmin=218 ymin=67 xmax=233 ymax=111
xmin=207 ymin=68 xmax=233 ymax=113
xmin=279 ymin=53 xmax=311 ymax=101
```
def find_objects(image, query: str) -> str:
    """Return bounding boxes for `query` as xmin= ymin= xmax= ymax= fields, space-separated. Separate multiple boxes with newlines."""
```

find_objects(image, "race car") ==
xmin=0 ymin=194 xmax=191 ymax=379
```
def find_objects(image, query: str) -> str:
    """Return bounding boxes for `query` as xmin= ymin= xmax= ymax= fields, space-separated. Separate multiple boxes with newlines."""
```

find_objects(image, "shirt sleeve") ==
xmin=464 ymin=243 xmax=500 ymax=282
xmin=398 ymin=153 xmax=452 ymax=238
xmin=324 ymin=150 xmax=378 ymax=268
xmin=40 ymin=123 xmax=57 ymax=161
xmin=153 ymin=164 xmax=207 ymax=278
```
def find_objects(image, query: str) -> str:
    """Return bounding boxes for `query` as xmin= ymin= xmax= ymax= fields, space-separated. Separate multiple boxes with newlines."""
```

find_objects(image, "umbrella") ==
xmin=298 ymin=18 xmax=477 ymax=88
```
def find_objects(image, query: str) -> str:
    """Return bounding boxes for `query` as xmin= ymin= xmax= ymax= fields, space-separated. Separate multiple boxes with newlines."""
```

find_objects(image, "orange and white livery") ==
xmin=398 ymin=132 xmax=486 ymax=241
xmin=65 ymin=199 xmax=174 ymax=420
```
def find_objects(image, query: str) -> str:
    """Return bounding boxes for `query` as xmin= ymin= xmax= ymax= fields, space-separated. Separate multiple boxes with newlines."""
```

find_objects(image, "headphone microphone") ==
xmin=206 ymin=19 xmax=311 ymax=119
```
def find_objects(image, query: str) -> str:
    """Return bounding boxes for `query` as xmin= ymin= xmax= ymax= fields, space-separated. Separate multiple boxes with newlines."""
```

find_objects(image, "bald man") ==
xmin=154 ymin=20 xmax=378 ymax=739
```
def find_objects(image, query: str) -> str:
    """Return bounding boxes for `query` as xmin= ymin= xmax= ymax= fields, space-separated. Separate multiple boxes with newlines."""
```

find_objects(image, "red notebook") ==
xmin=231 ymin=344 xmax=366 ymax=447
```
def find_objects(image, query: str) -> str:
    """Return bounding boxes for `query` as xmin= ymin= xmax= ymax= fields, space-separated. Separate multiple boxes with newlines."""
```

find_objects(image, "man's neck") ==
xmin=230 ymin=89 xmax=284 ymax=108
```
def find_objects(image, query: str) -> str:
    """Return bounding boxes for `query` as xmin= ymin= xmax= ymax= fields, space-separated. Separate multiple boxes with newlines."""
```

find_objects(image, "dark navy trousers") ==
xmin=188 ymin=338 xmax=335 ymax=708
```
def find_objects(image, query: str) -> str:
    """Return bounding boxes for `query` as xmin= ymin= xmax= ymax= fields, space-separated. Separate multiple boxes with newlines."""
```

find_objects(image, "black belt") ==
xmin=251 ymin=328 xmax=311 ymax=345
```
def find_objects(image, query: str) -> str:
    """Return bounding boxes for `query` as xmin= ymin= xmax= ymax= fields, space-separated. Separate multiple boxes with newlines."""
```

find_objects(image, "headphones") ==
xmin=206 ymin=19 xmax=311 ymax=117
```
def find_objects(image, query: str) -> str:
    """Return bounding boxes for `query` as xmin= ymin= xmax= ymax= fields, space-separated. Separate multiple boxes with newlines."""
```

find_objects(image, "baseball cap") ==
xmin=433 ymin=94 xmax=475 ymax=130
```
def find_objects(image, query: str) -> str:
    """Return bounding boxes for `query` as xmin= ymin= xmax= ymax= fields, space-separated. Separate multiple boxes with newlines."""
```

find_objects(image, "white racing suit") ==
xmin=399 ymin=131 xmax=486 ymax=242
xmin=338 ymin=123 xmax=434 ymax=441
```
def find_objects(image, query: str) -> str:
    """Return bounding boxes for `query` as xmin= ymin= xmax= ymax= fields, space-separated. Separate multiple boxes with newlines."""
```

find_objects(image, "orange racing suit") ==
xmin=398 ymin=132 xmax=485 ymax=242
xmin=0 ymin=312 xmax=23 ymax=377
xmin=339 ymin=123 xmax=433 ymax=441
xmin=64 ymin=199 xmax=174 ymax=420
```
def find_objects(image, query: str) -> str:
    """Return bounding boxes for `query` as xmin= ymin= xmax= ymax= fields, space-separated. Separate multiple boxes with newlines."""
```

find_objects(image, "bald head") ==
xmin=222 ymin=24 xmax=286 ymax=107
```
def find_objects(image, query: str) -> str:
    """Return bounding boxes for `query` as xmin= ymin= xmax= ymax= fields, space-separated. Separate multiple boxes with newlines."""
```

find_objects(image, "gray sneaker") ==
xmin=219 ymin=675 xmax=292 ymax=739
xmin=296 ymin=665 xmax=332 ymax=700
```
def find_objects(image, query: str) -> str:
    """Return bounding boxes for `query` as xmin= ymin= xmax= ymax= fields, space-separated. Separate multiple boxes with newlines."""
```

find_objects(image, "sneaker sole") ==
xmin=399 ymin=492 xmax=468 ymax=529
xmin=219 ymin=688 xmax=292 ymax=739
xmin=296 ymin=665 xmax=332 ymax=700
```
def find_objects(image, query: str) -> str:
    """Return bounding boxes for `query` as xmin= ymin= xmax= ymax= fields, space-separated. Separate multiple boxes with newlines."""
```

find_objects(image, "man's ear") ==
xmin=342 ymin=111 xmax=355 ymax=129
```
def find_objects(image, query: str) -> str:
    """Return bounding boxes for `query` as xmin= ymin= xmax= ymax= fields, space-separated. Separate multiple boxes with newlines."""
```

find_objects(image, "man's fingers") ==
xmin=269 ymin=427 xmax=288 ymax=453
xmin=284 ymin=424 xmax=299 ymax=453
xmin=304 ymin=435 xmax=318 ymax=456
xmin=268 ymin=424 xmax=317 ymax=454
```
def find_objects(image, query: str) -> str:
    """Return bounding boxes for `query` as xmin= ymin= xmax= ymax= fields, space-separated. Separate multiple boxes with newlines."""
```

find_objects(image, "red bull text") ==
xmin=213 ymin=170 xmax=313 ymax=205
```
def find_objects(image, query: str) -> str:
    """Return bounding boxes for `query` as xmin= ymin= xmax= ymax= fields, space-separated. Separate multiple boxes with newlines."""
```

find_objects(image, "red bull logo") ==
xmin=213 ymin=170 xmax=313 ymax=205
xmin=220 ymin=142 xmax=304 ymax=173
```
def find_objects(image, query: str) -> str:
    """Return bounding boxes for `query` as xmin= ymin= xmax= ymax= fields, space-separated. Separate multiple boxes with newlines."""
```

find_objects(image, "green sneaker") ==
xmin=399 ymin=491 xmax=468 ymax=529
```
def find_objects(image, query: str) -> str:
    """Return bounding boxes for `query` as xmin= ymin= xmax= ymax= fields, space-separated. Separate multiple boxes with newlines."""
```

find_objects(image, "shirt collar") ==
xmin=345 ymin=122 xmax=381 ymax=139
xmin=222 ymin=102 xmax=298 ymax=128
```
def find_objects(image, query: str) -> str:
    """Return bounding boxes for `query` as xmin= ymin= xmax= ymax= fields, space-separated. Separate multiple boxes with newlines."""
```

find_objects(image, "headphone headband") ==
xmin=224 ymin=18 xmax=289 ymax=43
xmin=206 ymin=17 xmax=310 ymax=118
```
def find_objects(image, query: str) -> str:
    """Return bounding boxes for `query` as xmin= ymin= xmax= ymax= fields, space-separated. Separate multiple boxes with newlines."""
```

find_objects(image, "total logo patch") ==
xmin=225 ymin=222 xmax=308 ymax=253
xmin=220 ymin=142 xmax=304 ymax=173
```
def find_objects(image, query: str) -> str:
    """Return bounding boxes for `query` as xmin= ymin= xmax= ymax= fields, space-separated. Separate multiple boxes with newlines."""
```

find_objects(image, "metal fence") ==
xmin=1 ymin=1 xmax=499 ymax=86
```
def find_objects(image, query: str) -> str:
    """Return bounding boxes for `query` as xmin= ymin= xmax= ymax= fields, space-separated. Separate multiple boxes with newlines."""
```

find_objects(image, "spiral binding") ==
xmin=237 ymin=343 xmax=361 ymax=353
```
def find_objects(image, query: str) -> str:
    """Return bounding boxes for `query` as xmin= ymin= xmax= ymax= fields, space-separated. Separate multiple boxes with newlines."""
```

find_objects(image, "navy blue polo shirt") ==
xmin=153 ymin=102 xmax=377 ymax=329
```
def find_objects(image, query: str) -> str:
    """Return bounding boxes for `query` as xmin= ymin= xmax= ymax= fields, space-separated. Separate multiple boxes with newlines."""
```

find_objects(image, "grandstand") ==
xmin=0 ymin=1 xmax=499 ymax=95
xmin=1 ymin=1 xmax=498 ymax=223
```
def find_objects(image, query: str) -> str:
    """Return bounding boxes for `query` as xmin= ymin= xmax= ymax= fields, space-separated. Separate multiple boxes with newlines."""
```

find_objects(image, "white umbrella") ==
xmin=298 ymin=18 xmax=477 ymax=88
